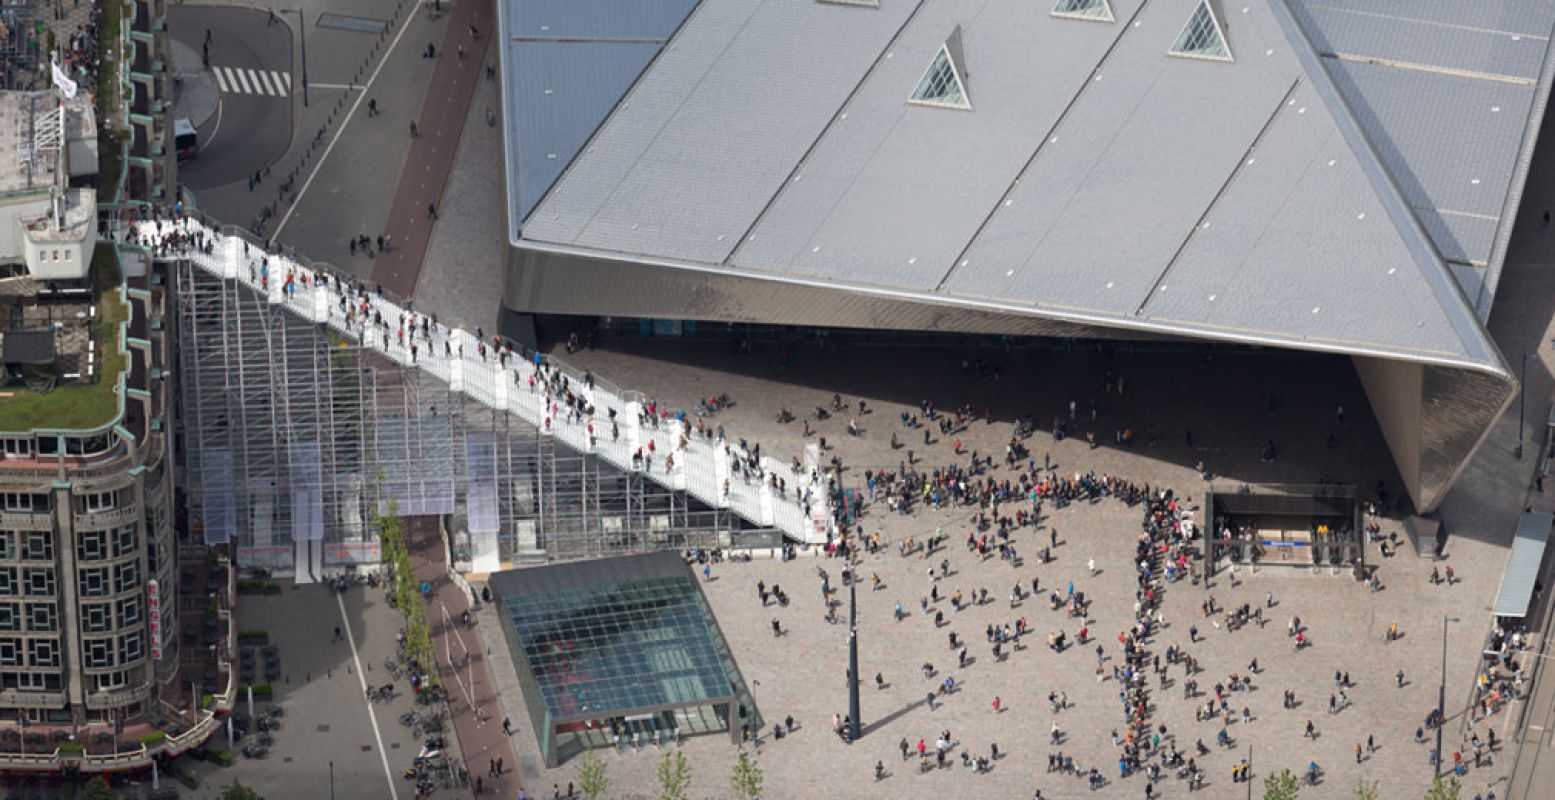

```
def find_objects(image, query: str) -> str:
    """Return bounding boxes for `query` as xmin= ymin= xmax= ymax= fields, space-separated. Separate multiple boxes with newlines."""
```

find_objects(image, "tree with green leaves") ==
xmin=82 ymin=776 xmax=116 ymax=800
xmin=730 ymin=750 xmax=764 ymax=800
xmin=218 ymin=780 xmax=264 ymax=800
xmin=1353 ymin=778 xmax=1380 ymax=800
xmin=578 ymin=748 xmax=610 ymax=800
xmin=1263 ymin=768 xmax=1300 ymax=800
xmin=656 ymin=749 xmax=692 ymax=800
xmin=1424 ymin=775 xmax=1462 ymax=800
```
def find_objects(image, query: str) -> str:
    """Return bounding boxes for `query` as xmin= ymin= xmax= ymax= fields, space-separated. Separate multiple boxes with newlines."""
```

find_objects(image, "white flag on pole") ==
xmin=51 ymin=60 xmax=77 ymax=99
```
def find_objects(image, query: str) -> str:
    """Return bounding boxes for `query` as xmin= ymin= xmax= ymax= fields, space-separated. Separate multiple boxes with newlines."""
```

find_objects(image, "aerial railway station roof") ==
xmin=502 ymin=0 xmax=1555 ymax=369
xmin=497 ymin=0 xmax=1555 ymax=512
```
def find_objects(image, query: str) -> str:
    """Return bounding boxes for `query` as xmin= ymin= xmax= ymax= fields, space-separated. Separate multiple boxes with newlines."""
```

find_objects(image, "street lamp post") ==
xmin=1436 ymin=616 xmax=1459 ymax=778
xmin=1517 ymin=352 xmax=1529 ymax=459
xmin=847 ymin=571 xmax=861 ymax=742
xmin=1246 ymin=744 xmax=1253 ymax=800
xmin=283 ymin=8 xmax=310 ymax=107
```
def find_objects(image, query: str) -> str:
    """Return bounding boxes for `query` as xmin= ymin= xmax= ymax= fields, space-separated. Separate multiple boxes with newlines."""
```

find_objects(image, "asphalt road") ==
xmin=170 ymin=5 xmax=293 ymax=191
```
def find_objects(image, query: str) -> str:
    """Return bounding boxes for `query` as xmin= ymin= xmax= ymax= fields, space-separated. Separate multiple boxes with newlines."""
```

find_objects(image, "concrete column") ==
xmin=52 ymin=485 xmax=84 ymax=723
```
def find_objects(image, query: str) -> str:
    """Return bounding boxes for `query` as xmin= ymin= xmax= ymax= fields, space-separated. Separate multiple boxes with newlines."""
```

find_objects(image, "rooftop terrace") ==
xmin=0 ymin=243 xmax=125 ymax=432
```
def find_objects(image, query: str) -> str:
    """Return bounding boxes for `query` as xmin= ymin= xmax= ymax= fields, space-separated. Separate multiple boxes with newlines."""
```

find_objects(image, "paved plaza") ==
xmin=464 ymin=340 xmax=1536 ymax=799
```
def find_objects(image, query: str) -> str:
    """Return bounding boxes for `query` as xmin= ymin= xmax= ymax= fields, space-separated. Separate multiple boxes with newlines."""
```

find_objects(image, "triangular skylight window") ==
xmin=818 ymin=0 xmax=880 ymax=7
xmin=909 ymin=26 xmax=971 ymax=110
xmin=1052 ymin=0 xmax=1114 ymax=22
xmin=1169 ymin=0 xmax=1233 ymax=62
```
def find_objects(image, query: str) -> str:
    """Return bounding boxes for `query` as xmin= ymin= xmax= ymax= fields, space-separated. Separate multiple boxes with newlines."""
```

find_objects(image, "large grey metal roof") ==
xmin=1288 ymin=0 xmax=1555 ymax=317
xmin=498 ymin=0 xmax=698 ymax=228
xmin=515 ymin=0 xmax=1555 ymax=370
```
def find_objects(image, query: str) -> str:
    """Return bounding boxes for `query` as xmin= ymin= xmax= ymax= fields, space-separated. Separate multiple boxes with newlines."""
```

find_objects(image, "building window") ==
xmin=82 ymin=602 xmax=109 ymax=633
xmin=0 ymin=438 xmax=29 ymax=457
xmin=85 ymin=638 xmax=113 ymax=669
xmin=1169 ymin=0 xmax=1233 ymax=62
xmin=113 ymin=526 xmax=138 ymax=558
xmin=0 ymin=602 xmax=16 ymax=631
xmin=2 ymin=493 xmax=46 ymax=513
xmin=908 ymin=28 xmax=972 ymax=111
xmin=84 ymin=491 xmax=116 ymax=514
xmin=79 ymin=567 xmax=108 ymax=598
xmin=0 ymin=531 xmax=13 ymax=559
xmin=25 ymin=602 xmax=56 ymax=632
xmin=117 ymin=631 xmax=142 ymax=664
xmin=77 ymin=531 xmax=106 ymax=562
xmin=0 ymin=567 xmax=15 ymax=595
xmin=95 ymin=671 xmax=128 ymax=692
xmin=113 ymin=562 xmax=139 ymax=594
xmin=0 ymin=637 xmax=18 ymax=666
xmin=16 ymin=672 xmax=57 ymax=691
xmin=22 ymin=567 xmax=54 ymax=596
xmin=63 ymin=250 xmax=72 ymax=262
xmin=27 ymin=638 xmax=58 ymax=668
xmin=22 ymin=531 xmax=52 ymax=561
xmin=115 ymin=596 xmax=140 ymax=628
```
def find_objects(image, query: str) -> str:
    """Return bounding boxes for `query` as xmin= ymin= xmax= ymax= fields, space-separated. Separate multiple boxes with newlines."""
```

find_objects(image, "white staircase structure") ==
xmin=129 ymin=218 xmax=834 ymax=552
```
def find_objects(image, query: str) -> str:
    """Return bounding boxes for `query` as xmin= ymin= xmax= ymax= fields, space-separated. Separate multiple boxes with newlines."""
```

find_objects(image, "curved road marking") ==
xmin=202 ymin=98 xmax=224 ymax=151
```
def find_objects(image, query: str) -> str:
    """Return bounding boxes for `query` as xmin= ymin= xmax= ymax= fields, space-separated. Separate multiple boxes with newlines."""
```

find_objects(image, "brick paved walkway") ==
xmin=408 ymin=516 xmax=522 ymax=798
xmin=372 ymin=0 xmax=492 ymax=299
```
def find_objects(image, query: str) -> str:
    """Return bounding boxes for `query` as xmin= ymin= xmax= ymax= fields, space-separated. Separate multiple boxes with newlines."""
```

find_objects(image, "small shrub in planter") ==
xmin=56 ymin=741 xmax=85 ymax=755
xmin=237 ymin=580 xmax=266 ymax=594
xmin=138 ymin=731 xmax=168 ymax=747
xmin=244 ymin=683 xmax=274 ymax=698
xmin=201 ymin=694 xmax=215 ymax=710
xmin=236 ymin=630 xmax=268 ymax=645
xmin=210 ymin=748 xmax=233 ymax=766
xmin=264 ymin=582 xmax=283 ymax=595
xmin=176 ymin=768 xmax=200 ymax=790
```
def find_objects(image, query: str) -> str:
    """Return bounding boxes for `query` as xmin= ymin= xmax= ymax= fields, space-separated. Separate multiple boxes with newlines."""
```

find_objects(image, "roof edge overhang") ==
xmin=1269 ymin=0 xmax=1531 ymax=345
xmin=1477 ymin=5 xmax=1555 ymax=320
xmin=515 ymin=235 xmax=1512 ymax=381
xmin=497 ymin=0 xmax=521 ymax=246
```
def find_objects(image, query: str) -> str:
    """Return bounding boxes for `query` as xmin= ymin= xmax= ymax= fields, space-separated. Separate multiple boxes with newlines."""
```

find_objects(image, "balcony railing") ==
xmin=83 ymin=683 xmax=153 ymax=710
xmin=0 ymin=689 xmax=66 ymax=708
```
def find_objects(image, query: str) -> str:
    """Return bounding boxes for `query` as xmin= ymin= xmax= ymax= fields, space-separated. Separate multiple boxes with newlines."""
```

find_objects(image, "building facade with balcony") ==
xmin=0 ymin=0 xmax=226 ymax=774
xmin=0 ymin=239 xmax=175 ymax=717
xmin=123 ymin=0 xmax=177 ymax=208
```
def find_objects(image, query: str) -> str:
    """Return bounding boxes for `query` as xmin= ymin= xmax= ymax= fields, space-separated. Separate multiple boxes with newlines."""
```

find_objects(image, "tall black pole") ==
xmin=848 ymin=572 xmax=860 ymax=741
xmin=297 ymin=9 xmax=310 ymax=108
xmin=1517 ymin=352 xmax=1528 ymax=459
xmin=287 ymin=9 xmax=310 ymax=107
xmin=1436 ymin=615 xmax=1448 ymax=779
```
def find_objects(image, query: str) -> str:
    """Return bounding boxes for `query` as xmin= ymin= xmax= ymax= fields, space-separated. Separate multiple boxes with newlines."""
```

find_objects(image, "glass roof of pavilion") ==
xmin=494 ymin=556 xmax=739 ymax=720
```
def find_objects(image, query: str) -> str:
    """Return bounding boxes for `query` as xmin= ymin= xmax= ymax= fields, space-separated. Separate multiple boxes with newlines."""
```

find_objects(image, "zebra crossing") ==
xmin=212 ymin=66 xmax=292 ymax=98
